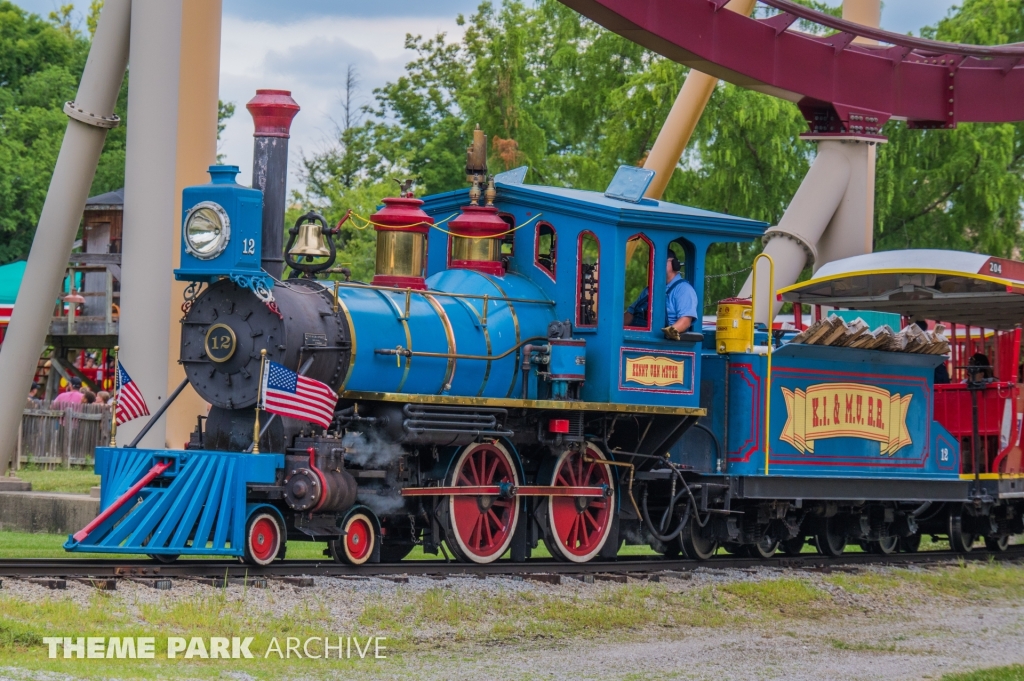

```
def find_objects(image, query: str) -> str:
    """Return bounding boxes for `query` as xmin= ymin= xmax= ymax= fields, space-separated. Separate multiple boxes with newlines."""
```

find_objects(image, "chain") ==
xmin=703 ymin=265 xmax=752 ymax=314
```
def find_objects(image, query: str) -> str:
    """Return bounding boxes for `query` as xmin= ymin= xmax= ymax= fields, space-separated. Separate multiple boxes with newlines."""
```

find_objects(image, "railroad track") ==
xmin=1 ymin=547 xmax=1022 ymax=589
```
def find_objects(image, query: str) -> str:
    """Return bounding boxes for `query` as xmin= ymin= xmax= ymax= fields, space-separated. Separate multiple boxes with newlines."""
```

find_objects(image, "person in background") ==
xmin=967 ymin=352 xmax=994 ymax=383
xmin=82 ymin=389 xmax=97 ymax=404
xmin=26 ymin=383 xmax=43 ymax=408
xmin=51 ymin=377 xmax=86 ymax=408
xmin=95 ymin=391 xmax=110 ymax=405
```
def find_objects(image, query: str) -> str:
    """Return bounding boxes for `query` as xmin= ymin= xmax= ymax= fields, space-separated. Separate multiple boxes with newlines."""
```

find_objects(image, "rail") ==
xmin=0 ymin=546 xmax=1020 ymax=581
xmin=758 ymin=0 xmax=1024 ymax=58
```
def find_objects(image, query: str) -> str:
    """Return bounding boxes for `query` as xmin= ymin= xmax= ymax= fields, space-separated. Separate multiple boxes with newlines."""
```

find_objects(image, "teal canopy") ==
xmin=0 ymin=261 xmax=26 ymax=306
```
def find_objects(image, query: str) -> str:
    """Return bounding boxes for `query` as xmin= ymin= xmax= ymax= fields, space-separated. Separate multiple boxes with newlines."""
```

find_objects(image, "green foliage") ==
xmin=299 ymin=0 xmax=1023 ymax=306
xmin=943 ymin=665 xmax=1024 ymax=681
xmin=0 ymin=1 xmax=127 ymax=264
xmin=216 ymin=99 xmax=235 ymax=164
xmin=86 ymin=0 xmax=102 ymax=38
xmin=877 ymin=0 xmax=1024 ymax=256
xmin=217 ymin=100 xmax=235 ymax=139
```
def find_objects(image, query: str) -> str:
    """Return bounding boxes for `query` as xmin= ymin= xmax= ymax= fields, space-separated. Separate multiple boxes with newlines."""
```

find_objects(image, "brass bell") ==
xmin=289 ymin=220 xmax=331 ymax=258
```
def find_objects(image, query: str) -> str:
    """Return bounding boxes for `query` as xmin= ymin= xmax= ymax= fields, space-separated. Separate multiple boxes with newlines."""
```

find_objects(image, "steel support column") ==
xmin=0 ymin=0 xmax=131 ymax=476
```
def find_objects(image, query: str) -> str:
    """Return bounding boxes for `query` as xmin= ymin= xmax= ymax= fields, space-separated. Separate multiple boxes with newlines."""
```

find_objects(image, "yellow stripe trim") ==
xmin=340 ymin=390 xmax=705 ymax=417
xmin=959 ymin=473 xmax=1024 ymax=480
xmin=778 ymin=268 xmax=1015 ymax=297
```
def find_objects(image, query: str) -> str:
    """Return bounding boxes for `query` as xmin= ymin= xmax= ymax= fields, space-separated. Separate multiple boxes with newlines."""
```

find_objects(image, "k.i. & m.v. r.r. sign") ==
xmin=780 ymin=383 xmax=913 ymax=456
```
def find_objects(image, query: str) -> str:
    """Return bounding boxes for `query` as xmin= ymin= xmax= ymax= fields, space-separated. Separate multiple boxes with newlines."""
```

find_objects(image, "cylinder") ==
xmin=246 ymin=90 xmax=300 ymax=280
xmin=716 ymin=298 xmax=753 ymax=354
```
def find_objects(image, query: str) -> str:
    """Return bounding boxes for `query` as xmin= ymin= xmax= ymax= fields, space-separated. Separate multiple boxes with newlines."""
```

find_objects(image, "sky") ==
xmin=13 ymin=0 xmax=962 ymax=193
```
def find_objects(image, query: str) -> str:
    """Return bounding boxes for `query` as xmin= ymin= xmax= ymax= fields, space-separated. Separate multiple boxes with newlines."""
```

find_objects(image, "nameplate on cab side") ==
xmin=624 ymin=355 xmax=685 ymax=387
xmin=780 ymin=383 xmax=913 ymax=456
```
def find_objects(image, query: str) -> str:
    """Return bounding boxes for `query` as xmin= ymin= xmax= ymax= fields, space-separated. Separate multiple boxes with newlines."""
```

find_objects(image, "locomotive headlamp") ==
xmin=184 ymin=201 xmax=231 ymax=260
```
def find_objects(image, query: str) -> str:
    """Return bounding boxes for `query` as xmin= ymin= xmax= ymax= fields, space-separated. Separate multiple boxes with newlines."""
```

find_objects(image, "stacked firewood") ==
xmin=790 ymin=315 xmax=950 ymax=355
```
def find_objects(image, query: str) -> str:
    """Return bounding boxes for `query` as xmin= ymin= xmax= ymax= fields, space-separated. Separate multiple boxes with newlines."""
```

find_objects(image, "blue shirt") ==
xmin=666 ymin=274 xmax=698 ymax=326
xmin=626 ymin=275 xmax=699 ymax=326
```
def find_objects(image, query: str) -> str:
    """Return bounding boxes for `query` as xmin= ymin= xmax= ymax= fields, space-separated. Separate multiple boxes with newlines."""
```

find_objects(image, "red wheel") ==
xmin=441 ymin=442 xmax=520 ymax=563
xmin=545 ymin=443 xmax=615 ymax=563
xmin=244 ymin=512 xmax=282 ymax=566
xmin=329 ymin=512 xmax=376 ymax=565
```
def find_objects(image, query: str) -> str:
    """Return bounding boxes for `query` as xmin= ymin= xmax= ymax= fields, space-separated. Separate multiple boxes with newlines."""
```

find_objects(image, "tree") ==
xmin=875 ymin=0 xmax=1024 ymax=257
xmin=0 ymin=1 xmax=128 ymax=264
xmin=298 ymin=0 xmax=1022 ymax=302
xmin=217 ymin=99 xmax=234 ymax=163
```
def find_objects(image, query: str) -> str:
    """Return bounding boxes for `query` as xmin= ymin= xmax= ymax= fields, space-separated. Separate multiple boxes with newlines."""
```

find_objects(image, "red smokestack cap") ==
xmin=246 ymin=89 xmax=300 ymax=138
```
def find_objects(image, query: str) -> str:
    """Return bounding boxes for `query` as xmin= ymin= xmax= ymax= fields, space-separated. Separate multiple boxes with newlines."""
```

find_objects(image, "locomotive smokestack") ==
xmin=246 ymin=89 xmax=300 ymax=280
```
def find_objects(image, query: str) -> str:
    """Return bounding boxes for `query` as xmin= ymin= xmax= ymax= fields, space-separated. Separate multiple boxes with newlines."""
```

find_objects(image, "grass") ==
xmin=0 ymin=589 xmax=385 ymax=679
xmin=1 ymin=561 xmax=1024 ymax=679
xmin=718 ymin=578 xmax=830 ymax=619
xmin=943 ymin=665 xmax=1024 ymax=680
xmin=13 ymin=463 xmax=99 ymax=494
xmin=827 ymin=561 xmax=1024 ymax=602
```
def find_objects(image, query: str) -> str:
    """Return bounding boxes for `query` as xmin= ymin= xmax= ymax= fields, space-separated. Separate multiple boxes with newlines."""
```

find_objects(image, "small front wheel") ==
xmin=329 ymin=512 xmax=377 ymax=565
xmin=243 ymin=512 xmax=283 ymax=566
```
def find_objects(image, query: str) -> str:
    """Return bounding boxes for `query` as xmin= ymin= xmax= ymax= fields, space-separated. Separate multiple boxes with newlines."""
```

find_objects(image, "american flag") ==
xmin=259 ymin=360 xmax=338 ymax=429
xmin=115 ymin=362 xmax=150 ymax=425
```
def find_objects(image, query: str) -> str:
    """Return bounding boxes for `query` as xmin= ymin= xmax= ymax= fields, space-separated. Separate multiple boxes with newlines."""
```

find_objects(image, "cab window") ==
xmin=499 ymin=212 xmax=515 ymax=258
xmin=577 ymin=231 xmax=600 ymax=327
xmin=535 ymin=222 xmax=556 ymax=279
xmin=623 ymin=234 xmax=653 ymax=330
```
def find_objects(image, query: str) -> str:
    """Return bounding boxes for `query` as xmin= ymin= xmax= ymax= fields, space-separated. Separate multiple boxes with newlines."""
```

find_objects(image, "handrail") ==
xmin=750 ymin=252 xmax=775 ymax=475
xmin=330 ymin=280 xmax=555 ymax=306
xmin=758 ymin=0 xmax=1024 ymax=58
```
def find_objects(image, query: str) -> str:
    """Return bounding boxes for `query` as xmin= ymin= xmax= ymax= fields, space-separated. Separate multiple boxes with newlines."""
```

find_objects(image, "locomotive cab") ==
xmin=421 ymin=179 xmax=767 ymax=411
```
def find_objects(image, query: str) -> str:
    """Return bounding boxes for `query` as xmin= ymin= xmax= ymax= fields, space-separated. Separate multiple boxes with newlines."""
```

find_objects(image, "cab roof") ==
xmin=779 ymin=249 xmax=1024 ymax=330
xmin=422 ymin=182 xmax=768 ymax=242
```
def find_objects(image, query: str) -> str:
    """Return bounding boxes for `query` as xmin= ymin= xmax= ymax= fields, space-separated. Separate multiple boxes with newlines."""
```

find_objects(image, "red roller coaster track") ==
xmin=561 ymin=0 xmax=1024 ymax=132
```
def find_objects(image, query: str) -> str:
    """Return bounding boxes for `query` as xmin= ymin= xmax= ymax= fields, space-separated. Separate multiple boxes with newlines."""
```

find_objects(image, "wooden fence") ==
xmin=15 ymin=404 xmax=112 ymax=469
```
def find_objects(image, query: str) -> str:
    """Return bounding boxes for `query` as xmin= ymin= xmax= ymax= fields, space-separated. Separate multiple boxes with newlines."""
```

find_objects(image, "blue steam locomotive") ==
xmin=65 ymin=129 xmax=1022 ymax=565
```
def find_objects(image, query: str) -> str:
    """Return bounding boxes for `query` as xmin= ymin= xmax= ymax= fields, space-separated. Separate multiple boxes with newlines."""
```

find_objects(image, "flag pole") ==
xmin=253 ymin=349 xmax=266 ymax=454
xmin=109 ymin=345 xmax=119 ymax=447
